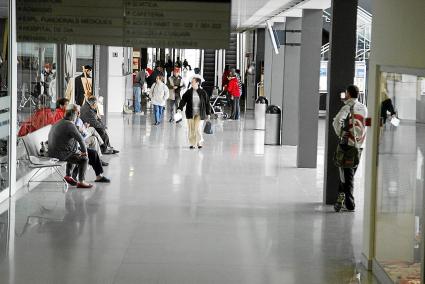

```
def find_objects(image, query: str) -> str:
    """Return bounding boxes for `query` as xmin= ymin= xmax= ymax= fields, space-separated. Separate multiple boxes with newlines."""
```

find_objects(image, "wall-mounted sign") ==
xmin=17 ymin=0 xmax=231 ymax=49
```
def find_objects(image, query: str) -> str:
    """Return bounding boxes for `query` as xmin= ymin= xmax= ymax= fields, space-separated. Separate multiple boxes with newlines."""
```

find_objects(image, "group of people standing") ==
xmin=132 ymin=60 xmax=209 ymax=149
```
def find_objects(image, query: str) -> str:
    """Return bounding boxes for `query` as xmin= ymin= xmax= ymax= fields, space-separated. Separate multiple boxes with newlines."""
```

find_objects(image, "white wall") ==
xmin=108 ymin=47 xmax=132 ymax=113
xmin=363 ymin=0 xmax=425 ymax=268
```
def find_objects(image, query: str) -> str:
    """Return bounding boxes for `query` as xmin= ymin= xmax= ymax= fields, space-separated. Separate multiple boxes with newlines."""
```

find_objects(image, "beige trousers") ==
xmin=187 ymin=115 xmax=203 ymax=146
xmin=85 ymin=127 xmax=104 ymax=157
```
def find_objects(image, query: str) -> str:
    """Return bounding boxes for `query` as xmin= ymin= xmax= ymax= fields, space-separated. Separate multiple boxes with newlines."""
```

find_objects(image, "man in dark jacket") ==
xmin=48 ymin=104 xmax=110 ymax=188
xmin=80 ymin=97 xmax=119 ymax=154
xmin=75 ymin=65 xmax=92 ymax=106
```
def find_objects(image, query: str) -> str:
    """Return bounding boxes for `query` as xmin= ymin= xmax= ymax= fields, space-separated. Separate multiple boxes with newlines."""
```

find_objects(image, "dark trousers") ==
xmin=231 ymin=97 xmax=240 ymax=120
xmin=95 ymin=128 xmax=111 ymax=152
xmin=66 ymin=153 xmax=88 ymax=182
xmin=338 ymin=167 xmax=357 ymax=210
xmin=71 ymin=149 xmax=103 ymax=180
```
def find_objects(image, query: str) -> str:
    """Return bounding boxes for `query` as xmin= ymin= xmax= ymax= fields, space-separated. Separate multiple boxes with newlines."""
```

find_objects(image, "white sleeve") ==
xmin=333 ymin=106 xmax=349 ymax=137
xmin=163 ymin=84 xmax=170 ymax=101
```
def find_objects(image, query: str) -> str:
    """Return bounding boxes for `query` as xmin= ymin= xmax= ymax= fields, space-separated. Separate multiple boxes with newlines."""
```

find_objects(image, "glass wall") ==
xmin=375 ymin=71 xmax=425 ymax=283
xmin=17 ymin=43 xmax=57 ymax=137
xmin=0 ymin=6 xmax=10 ymax=193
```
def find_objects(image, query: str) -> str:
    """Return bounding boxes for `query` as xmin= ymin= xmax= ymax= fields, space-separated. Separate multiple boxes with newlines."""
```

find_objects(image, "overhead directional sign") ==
xmin=17 ymin=0 xmax=231 ymax=49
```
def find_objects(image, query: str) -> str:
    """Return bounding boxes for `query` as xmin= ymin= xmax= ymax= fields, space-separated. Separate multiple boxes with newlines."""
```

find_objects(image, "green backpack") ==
xmin=333 ymin=105 xmax=362 ymax=168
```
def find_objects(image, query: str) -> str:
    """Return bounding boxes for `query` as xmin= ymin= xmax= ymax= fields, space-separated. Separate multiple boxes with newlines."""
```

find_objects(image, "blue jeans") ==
xmin=153 ymin=105 xmax=164 ymax=124
xmin=133 ymin=86 xmax=142 ymax=113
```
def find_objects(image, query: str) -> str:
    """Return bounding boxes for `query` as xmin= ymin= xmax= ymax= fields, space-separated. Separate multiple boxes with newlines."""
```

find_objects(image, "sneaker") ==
xmin=198 ymin=145 xmax=203 ymax=149
xmin=95 ymin=176 xmax=111 ymax=183
xmin=334 ymin=193 xmax=345 ymax=212
xmin=189 ymin=146 xmax=195 ymax=149
xmin=64 ymin=176 xmax=77 ymax=186
xmin=101 ymin=160 xmax=109 ymax=166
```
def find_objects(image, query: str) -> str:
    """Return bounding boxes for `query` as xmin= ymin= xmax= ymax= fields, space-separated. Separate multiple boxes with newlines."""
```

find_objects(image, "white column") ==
xmin=8 ymin=0 xmax=17 ymax=196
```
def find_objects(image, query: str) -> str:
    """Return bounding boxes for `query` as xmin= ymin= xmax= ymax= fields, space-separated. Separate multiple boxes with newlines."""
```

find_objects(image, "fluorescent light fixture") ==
xmin=266 ymin=20 xmax=279 ymax=55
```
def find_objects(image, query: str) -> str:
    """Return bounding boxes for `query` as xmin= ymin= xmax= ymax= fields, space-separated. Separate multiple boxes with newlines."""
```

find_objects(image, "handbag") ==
xmin=203 ymin=120 xmax=213 ymax=134
xmin=333 ymin=105 xmax=362 ymax=168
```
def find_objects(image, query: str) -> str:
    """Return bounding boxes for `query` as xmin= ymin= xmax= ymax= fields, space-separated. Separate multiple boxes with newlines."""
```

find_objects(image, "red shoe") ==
xmin=64 ymin=176 xmax=77 ymax=186
xmin=77 ymin=182 xmax=93 ymax=189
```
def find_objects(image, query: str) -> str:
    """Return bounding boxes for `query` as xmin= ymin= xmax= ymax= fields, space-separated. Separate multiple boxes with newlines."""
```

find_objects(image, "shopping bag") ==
xmin=204 ymin=121 xmax=213 ymax=134
xmin=390 ymin=117 xmax=400 ymax=127
xmin=174 ymin=112 xmax=183 ymax=123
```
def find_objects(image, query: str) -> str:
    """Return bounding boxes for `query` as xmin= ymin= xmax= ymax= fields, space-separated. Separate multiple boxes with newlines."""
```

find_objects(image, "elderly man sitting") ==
xmin=74 ymin=105 xmax=109 ymax=166
xmin=80 ymin=96 xmax=118 ymax=154
xmin=48 ymin=104 xmax=110 ymax=188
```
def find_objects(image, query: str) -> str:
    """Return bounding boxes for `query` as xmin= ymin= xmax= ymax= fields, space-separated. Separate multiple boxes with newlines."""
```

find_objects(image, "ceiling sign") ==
xmin=16 ymin=0 xmax=231 ymax=49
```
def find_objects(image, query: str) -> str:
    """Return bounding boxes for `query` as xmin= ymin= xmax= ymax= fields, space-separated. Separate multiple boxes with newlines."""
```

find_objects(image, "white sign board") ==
xmin=17 ymin=0 xmax=231 ymax=49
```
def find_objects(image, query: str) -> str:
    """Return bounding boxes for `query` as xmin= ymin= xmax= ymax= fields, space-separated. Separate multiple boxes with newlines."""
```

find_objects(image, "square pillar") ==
xmin=282 ymin=17 xmax=302 ymax=146
xmin=297 ymin=10 xmax=323 ymax=168
xmin=323 ymin=0 xmax=358 ymax=204
xmin=269 ymin=23 xmax=285 ymax=107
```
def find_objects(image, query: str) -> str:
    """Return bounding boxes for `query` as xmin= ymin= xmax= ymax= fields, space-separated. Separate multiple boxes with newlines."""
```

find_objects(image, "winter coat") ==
xmin=149 ymin=81 xmax=170 ymax=106
xmin=178 ymin=88 xmax=210 ymax=120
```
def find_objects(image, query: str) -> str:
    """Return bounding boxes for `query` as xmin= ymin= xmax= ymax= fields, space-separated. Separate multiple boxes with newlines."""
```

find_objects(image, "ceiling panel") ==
xmin=232 ymin=0 xmax=331 ymax=30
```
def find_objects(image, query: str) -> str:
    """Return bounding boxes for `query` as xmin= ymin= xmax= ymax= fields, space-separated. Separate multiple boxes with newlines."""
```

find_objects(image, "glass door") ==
xmin=375 ymin=71 xmax=425 ymax=283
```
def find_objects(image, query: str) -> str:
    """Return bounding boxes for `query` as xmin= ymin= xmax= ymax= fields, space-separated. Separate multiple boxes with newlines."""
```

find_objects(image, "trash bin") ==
xmin=264 ymin=105 xmax=281 ymax=145
xmin=254 ymin=97 xmax=268 ymax=130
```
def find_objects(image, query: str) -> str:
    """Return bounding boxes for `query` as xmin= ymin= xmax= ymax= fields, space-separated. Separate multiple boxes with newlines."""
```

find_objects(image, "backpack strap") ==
xmin=350 ymin=104 xmax=358 ymax=148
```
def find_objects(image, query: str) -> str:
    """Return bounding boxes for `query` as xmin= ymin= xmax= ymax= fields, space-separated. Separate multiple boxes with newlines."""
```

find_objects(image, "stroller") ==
xmin=209 ymin=87 xmax=229 ymax=119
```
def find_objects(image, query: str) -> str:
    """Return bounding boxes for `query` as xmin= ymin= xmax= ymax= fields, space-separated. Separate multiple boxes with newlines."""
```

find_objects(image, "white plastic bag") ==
xmin=390 ymin=117 xmax=400 ymax=127
xmin=174 ymin=112 xmax=183 ymax=122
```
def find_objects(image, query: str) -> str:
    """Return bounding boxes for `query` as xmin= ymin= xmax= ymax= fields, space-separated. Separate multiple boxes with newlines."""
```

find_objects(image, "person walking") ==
xmin=177 ymin=77 xmax=211 ymax=149
xmin=167 ymin=69 xmax=184 ymax=122
xmin=227 ymin=70 xmax=241 ymax=120
xmin=333 ymin=85 xmax=367 ymax=212
xmin=149 ymin=73 xmax=169 ymax=125
xmin=133 ymin=70 xmax=145 ymax=114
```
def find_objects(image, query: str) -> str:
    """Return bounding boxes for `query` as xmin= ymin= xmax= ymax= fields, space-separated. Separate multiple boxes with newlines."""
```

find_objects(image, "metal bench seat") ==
xmin=20 ymin=125 xmax=68 ymax=192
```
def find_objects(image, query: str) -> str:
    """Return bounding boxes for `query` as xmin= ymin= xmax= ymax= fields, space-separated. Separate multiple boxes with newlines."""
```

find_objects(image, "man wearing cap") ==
xmin=75 ymin=65 xmax=92 ymax=106
xmin=80 ymin=96 xmax=119 ymax=154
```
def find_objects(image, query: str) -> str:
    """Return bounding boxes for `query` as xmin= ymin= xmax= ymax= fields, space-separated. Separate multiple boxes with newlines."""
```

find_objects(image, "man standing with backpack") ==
xmin=332 ymin=85 xmax=367 ymax=212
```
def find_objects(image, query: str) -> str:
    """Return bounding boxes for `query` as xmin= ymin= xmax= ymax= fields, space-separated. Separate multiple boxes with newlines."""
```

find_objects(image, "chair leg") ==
xmin=53 ymin=167 xmax=68 ymax=193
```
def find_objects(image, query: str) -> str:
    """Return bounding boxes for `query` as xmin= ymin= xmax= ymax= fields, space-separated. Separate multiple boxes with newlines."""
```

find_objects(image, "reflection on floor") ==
xmin=0 ymin=112 xmax=377 ymax=283
xmin=376 ymin=121 xmax=424 ymax=284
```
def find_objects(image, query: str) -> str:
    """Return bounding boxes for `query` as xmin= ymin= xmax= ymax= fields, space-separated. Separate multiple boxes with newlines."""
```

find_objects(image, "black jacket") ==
xmin=178 ymin=88 xmax=210 ymax=120
xmin=75 ymin=74 xmax=90 ymax=106
xmin=80 ymin=102 xmax=105 ymax=130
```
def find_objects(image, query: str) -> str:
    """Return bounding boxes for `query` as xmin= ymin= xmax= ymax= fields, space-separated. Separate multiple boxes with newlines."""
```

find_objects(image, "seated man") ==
xmin=80 ymin=96 xmax=119 ymax=154
xmin=53 ymin=97 xmax=69 ymax=123
xmin=48 ymin=104 xmax=110 ymax=188
xmin=74 ymin=105 xmax=109 ymax=166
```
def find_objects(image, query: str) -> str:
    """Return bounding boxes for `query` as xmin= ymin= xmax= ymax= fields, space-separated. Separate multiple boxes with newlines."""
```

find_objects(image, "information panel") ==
xmin=17 ymin=0 xmax=230 ymax=49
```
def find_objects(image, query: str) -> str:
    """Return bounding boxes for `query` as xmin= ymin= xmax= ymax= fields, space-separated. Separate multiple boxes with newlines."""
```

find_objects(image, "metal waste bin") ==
xmin=265 ymin=105 xmax=281 ymax=145
xmin=254 ymin=97 xmax=268 ymax=130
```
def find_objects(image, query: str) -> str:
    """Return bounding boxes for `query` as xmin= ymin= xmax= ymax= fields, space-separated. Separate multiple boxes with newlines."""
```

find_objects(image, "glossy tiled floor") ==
xmin=0 ymin=112 xmax=377 ymax=284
